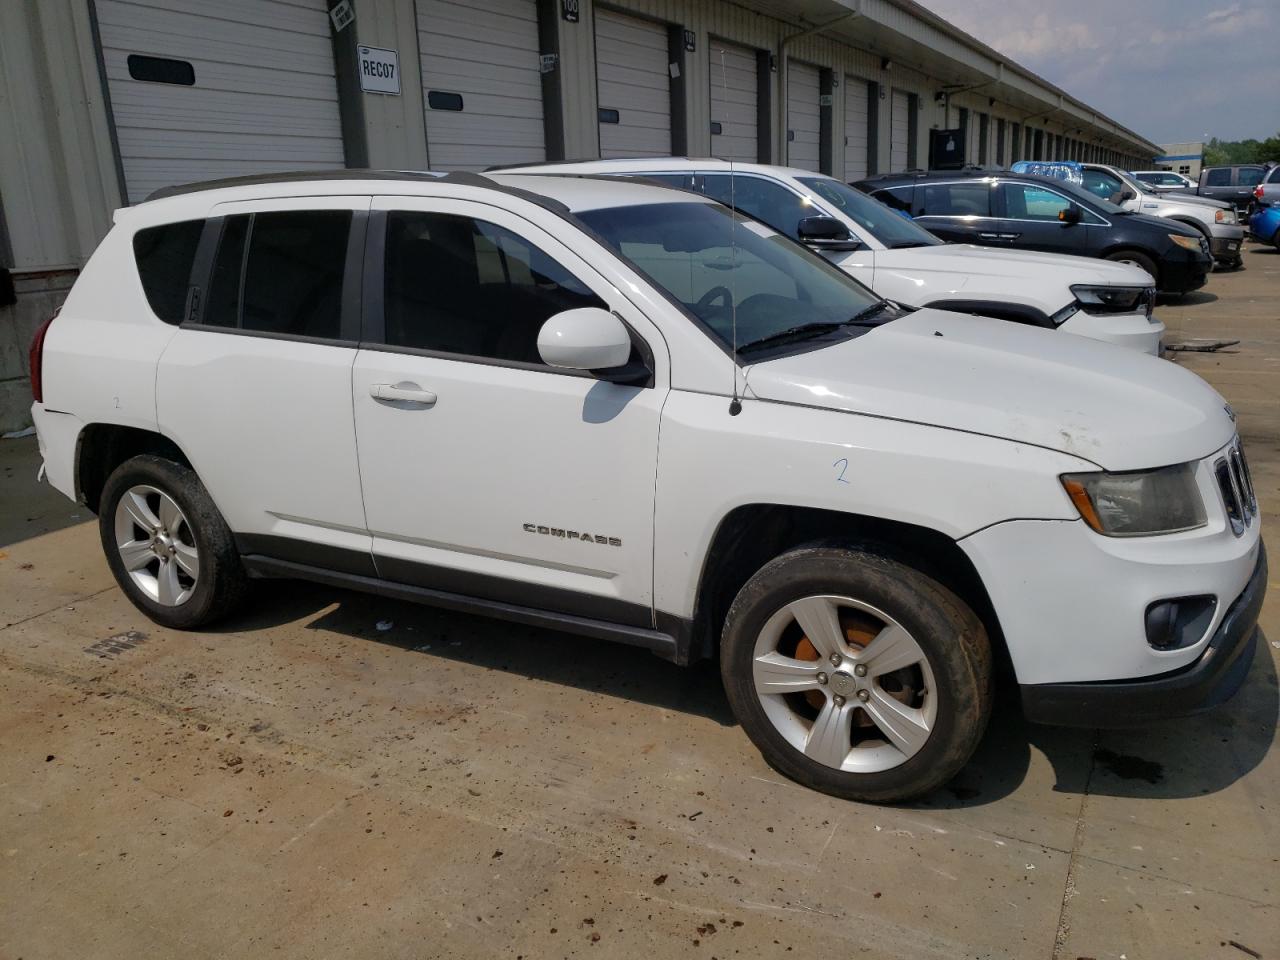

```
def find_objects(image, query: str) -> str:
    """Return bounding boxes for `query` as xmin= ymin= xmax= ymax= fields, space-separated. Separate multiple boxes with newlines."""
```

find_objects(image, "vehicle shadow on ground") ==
xmin=216 ymin=582 xmax=1277 ymax=807
xmin=919 ymin=631 xmax=1278 ymax=809
xmin=216 ymin=579 xmax=737 ymax=726
xmin=1159 ymin=290 xmax=1218 ymax=307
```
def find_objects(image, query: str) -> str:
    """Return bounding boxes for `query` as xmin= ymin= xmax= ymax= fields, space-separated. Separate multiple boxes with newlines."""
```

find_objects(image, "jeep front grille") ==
xmin=1215 ymin=439 xmax=1257 ymax=536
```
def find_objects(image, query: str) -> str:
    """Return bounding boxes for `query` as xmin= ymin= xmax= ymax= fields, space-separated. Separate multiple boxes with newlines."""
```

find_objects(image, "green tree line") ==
xmin=1203 ymin=134 xmax=1280 ymax=166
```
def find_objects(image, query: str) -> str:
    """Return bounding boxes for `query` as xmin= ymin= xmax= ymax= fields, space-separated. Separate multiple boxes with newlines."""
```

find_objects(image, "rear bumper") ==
xmin=1020 ymin=543 xmax=1266 ymax=728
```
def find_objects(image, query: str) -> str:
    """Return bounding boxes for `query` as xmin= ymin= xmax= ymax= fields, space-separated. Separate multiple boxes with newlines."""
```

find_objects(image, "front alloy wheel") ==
xmin=752 ymin=595 xmax=937 ymax=773
xmin=721 ymin=546 xmax=992 ymax=804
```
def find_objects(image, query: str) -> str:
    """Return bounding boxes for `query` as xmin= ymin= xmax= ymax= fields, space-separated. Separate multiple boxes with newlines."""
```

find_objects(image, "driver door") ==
xmin=350 ymin=197 xmax=668 ymax=624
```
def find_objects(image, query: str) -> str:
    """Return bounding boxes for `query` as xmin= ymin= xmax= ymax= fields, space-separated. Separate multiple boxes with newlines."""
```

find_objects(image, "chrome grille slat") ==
xmin=1215 ymin=437 xmax=1257 ymax=537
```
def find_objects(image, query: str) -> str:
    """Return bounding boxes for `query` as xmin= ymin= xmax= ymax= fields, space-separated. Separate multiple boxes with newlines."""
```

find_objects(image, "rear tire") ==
xmin=99 ymin=455 xmax=248 ymax=629
xmin=1105 ymin=249 xmax=1159 ymax=285
xmin=720 ymin=545 xmax=993 ymax=804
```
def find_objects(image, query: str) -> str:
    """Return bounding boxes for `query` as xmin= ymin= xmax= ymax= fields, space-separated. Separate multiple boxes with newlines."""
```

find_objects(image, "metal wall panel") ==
xmin=707 ymin=39 xmax=757 ymax=162
xmin=843 ymin=76 xmax=869 ymax=181
xmin=95 ymin=0 xmax=344 ymax=203
xmin=595 ymin=8 xmax=671 ymax=158
xmin=889 ymin=88 xmax=909 ymax=171
xmin=417 ymin=0 xmax=545 ymax=171
xmin=786 ymin=61 xmax=820 ymax=171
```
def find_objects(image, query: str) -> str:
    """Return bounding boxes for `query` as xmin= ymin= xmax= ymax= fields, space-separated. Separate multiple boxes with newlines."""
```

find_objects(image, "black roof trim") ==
xmin=144 ymin=169 xmax=447 ymax=202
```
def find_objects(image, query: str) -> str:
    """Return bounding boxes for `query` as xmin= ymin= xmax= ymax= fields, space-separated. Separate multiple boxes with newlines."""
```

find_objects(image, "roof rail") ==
xmin=143 ymin=168 xmax=446 ymax=202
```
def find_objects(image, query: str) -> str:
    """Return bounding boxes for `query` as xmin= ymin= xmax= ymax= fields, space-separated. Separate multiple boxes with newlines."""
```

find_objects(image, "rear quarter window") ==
xmin=132 ymin=220 xmax=204 ymax=323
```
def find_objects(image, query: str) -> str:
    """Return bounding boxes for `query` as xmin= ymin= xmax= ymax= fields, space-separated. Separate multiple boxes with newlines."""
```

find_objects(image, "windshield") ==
xmin=576 ymin=201 xmax=888 ymax=357
xmin=796 ymin=177 xmax=942 ymax=248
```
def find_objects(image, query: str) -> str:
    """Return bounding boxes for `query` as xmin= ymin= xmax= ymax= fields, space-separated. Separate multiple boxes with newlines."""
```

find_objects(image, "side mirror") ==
xmin=1118 ymin=188 xmax=1137 ymax=202
xmin=796 ymin=216 xmax=862 ymax=251
xmin=538 ymin=307 xmax=632 ymax=373
xmin=1058 ymin=203 xmax=1083 ymax=225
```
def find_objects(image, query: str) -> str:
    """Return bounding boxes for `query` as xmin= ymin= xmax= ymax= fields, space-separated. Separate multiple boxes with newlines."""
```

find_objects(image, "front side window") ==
xmin=874 ymin=186 xmax=914 ymax=213
xmin=797 ymin=177 xmax=941 ymax=248
xmin=918 ymin=182 xmax=991 ymax=217
xmin=382 ymin=211 xmax=604 ymax=365
xmin=698 ymin=174 xmax=818 ymax=239
xmin=133 ymin=219 xmax=204 ymax=323
xmin=1205 ymin=168 xmax=1231 ymax=186
xmin=576 ymin=201 xmax=887 ymax=358
xmin=203 ymin=211 xmax=350 ymax=339
xmin=1001 ymin=183 xmax=1072 ymax=221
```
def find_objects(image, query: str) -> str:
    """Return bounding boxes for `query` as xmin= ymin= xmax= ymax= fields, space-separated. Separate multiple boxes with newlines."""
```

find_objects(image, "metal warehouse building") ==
xmin=0 ymin=0 xmax=1160 ymax=429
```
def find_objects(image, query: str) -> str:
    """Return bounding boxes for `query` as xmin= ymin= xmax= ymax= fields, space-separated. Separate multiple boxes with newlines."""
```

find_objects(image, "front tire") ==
xmin=1104 ymin=249 xmax=1159 ymax=285
xmin=720 ymin=546 xmax=992 ymax=804
xmin=99 ymin=455 xmax=248 ymax=629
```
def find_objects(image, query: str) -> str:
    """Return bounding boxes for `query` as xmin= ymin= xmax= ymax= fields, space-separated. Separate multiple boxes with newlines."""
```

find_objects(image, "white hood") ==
xmin=872 ymin=244 xmax=1152 ymax=287
xmin=745 ymin=308 xmax=1234 ymax=471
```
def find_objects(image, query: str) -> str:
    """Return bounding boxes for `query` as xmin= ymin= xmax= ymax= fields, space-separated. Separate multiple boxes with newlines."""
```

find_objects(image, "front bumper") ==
xmin=1020 ymin=543 xmax=1265 ymax=727
xmin=1208 ymin=229 xmax=1244 ymax=264
xmin=1058 ymin=310 xmax=1163 ymax=356
xmin=1158 ymin=248 xmax=1211 ymax=293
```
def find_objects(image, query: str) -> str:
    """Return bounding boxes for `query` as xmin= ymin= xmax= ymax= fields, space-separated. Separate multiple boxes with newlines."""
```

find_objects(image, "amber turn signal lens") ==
xmin=1060 ymin=477 xmax=1104 ymax=533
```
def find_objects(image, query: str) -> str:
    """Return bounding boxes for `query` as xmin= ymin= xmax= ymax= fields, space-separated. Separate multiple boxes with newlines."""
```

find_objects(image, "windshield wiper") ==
xmin=887 ymin=240 xmax=930 ymax=249
xmin=846 ymin=298 xmax=897 ymax=325
xmin=738 ymin=321 xmax=849 ymax=353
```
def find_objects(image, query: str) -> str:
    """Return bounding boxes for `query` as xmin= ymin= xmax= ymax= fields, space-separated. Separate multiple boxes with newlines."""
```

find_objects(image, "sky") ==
xmin=917 ymin=0 xmax=1279 ymax=146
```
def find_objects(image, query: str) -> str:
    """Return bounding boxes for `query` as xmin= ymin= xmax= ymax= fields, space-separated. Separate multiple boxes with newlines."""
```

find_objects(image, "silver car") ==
xmin=1133 ymin=170 xmax=1199 ymax=193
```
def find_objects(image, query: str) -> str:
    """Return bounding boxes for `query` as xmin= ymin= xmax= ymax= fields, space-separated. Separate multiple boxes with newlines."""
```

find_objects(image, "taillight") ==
xmin=29 ymin=309 xmax=58 ymax=404
xmin=1256 ymin=185 xmax=1265 ymax=200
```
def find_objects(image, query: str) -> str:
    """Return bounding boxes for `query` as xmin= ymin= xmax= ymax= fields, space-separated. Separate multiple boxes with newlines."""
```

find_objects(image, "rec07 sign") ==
xmin=358 ymin=45 xmax=400 ymax=95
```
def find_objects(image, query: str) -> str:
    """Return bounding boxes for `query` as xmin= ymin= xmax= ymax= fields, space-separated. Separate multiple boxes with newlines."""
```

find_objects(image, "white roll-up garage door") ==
xmin=595 ymin=10 xmax=671 ymax=159
xmin=94 ymin=0 xmax=344 ymax=204
xmin=708 ymin=40 xmax=757 ymax=163
xmin=890 ymin=89 xmax=910 ymax=171
xmin=787 ymin=62 xmax=821 ymax=171
xmin=843 ymin=77 xmax=870 ymax=182
xmin=418 ymin=0 xmax=545 ymax=171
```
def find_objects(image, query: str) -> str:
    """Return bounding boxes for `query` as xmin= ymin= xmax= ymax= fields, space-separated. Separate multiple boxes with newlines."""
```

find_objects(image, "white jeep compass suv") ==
xmin=502 ymin=159 xmax=1165 ymax=354
xmin=29 ymin=170 xmax=1265 ymax=804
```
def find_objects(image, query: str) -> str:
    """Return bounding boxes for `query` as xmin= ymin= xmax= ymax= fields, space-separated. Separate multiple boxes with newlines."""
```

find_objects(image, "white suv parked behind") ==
xmin=30 ymin=171 xmax=1265 ymax=803
xmin=503 ymin=159 xmax=1164 ymax=354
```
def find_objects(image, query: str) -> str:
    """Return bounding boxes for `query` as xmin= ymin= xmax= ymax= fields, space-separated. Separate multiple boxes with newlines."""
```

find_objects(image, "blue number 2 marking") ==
xmin=833 ymin=458 xmax=850 ymax=484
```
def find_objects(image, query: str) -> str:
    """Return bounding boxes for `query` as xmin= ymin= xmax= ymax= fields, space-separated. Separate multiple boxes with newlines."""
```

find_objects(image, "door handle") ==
xmin=371 ymin=382 xmax=437 ymax=406
xmin=978 ymin=232 xmax=1002 ymax=240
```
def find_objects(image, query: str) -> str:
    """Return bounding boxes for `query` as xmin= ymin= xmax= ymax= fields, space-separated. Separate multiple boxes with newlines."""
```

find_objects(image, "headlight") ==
xmin=1215 ymin=208 xmax=1236 ymax=224
xmin=1070 ymin=284 xmax=1154 ymax=315
xmin=1169 ymin=233 xmax=1202 ymax=251
xmin=1061 ymin=463 xmax=1206 ymax=537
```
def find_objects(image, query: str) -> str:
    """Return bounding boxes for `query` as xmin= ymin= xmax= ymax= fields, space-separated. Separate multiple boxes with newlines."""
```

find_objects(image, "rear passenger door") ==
xmin=910 ymin=180 xmax=998 ymax=244
xmin=156 ymin=196 xmax=373 ymax=570
xmin=350 ymin=196 xmax=667 ymax=623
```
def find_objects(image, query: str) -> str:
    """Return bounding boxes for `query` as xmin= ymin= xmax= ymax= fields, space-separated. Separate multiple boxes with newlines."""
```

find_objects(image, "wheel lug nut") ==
xmin=854 ymin=664 xmax=867 ymax=677
xmin=832 ymin=695 xmax=846 ymax=707
xmin=857 ymin=689 xmax=870 ymax=702
xmin=816 ymin=672 xmax=827 ymax=685
xmin=829 ymin=654 xmax=841 ymax=667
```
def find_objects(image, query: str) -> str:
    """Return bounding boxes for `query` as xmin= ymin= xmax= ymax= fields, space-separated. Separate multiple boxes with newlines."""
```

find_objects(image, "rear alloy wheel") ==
xmin=721 ymin=546 xmax=992 ymax=803
xmin=99 ymin=455 xmax=248 ymax=629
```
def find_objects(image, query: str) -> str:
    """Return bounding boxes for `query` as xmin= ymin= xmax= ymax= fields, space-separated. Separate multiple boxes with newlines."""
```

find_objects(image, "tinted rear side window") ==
xmin=202 ymin=211 xmax=351 ymax=339
xmin=133 ymin=220 xmax=204 ymax=323
xmin=918 ymin=183 xmax=991 ymax=217
xmin=874 ymin=186 xmax=914 ymax=213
